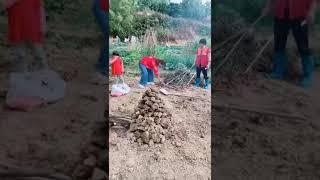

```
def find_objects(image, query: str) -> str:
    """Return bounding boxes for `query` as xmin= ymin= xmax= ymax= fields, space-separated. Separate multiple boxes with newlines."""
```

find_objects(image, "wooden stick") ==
xmin=213 ymin=32 xmax=248 ymax=75
xmin=212 ymin=30 xmax=244 ymax=52
xmin=185 ymin=72 xmax=196 ymax=87
xmin=213 ymin=15 xmax=263 ymax=75
xmin=177 ymin=69 xmax=191 ymax=86
xmin=213 ymin=103 xmax=308 ymax=121
xmin=244 ymin=36 xmax=273 ymax=74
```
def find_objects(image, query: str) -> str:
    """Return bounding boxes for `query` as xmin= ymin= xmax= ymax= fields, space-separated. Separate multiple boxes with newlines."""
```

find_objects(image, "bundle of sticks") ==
xmin=163 ymin=64 xmax=196 ymax=89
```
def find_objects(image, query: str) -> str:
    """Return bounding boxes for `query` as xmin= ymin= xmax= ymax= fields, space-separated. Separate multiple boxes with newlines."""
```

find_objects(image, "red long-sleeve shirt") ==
xmin=6 ymin=0 xmax=45 ymax=44
xmin=272 ymin=0 xmax=314 ymax=19
xmin=100 ymin=0 xmax=108 ymax=11
xmin=141 ymin=56 xmax=159 ymax=77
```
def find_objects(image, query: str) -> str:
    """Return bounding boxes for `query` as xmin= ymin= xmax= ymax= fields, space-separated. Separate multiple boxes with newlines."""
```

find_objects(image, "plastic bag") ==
xmin=6 ymin=70 xmax=66 ymax=111
xmin=111 ymin=83 xmax=130 ymax=97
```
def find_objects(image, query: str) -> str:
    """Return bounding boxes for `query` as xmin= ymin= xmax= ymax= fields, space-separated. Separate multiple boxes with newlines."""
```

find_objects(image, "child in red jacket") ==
xmin=194 ymin=38 xmax=211 ymax=89
xmin=109 ymin=51 xmax=125 ymax=84
xmin=139 ymin=56 xmax=165 ymax=88
xmin=4 ymin=0 xmax=47 ymax=72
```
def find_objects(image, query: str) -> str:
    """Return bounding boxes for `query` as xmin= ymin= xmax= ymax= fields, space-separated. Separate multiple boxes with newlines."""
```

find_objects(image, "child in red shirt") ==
xmin=262 ymin=0 xmax=318 ymax=88
xmin=194 ymin=38 xmax=211 ymax=89
xmin=139 ymin=56 xmax=165 ymax=88
xmin=4 ymin=0 xmax=48 ymax=72
xmin=109 ymin=51 xmax=125 ymax=84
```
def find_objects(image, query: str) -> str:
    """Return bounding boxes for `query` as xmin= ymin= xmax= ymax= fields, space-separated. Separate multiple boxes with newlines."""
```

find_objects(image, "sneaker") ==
xmin=138 ymin=84 xmax=145 ymax=89
xmin=147 ymin=82 xmax=155 ymax=85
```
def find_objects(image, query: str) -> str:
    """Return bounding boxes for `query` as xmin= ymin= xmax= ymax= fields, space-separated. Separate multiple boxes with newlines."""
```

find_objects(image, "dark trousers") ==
xmin=274 ymin=18 xmax=311 ymax=57
xmin=93 ymin=0 xmax=108 ymax=75
xmin=196 ymin=67 xmax=208 ymax=80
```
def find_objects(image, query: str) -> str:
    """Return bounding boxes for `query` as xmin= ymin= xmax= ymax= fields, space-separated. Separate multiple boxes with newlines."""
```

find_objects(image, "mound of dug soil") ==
xmin=129 ymin=88 xmax=174 ymax=145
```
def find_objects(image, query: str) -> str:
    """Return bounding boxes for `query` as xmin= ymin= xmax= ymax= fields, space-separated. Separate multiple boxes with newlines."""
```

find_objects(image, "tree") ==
xmin=110 ymin=0 xmax=135 ymax=40
xmin=135 ymin=0 xmax=169 ymax=14
xmin=167 ymin=3 xmax=184 ymax=17
xmin=181 ymin=0 xmax=210 ymax=20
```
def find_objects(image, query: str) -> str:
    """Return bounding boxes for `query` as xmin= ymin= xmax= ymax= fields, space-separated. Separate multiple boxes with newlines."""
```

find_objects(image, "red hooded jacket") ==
xmin=141 ymin=56 xmax=159 ymax=77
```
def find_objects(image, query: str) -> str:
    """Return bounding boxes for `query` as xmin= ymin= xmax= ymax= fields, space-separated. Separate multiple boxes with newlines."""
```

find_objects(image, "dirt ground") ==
xmin=109 ymin=77 xmax=211 ymax=179
xmin=213 ymin=34 xmax=320 ymax=179
xmin=0 ymin=16 xmax=105 ymax=177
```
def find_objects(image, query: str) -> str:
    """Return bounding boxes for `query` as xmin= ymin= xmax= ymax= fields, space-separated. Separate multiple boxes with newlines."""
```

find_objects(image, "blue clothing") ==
xmin=93 ymin=0 xmax=108 ymax=75
xmin=139 ymin=63 xmax=154 ymax=86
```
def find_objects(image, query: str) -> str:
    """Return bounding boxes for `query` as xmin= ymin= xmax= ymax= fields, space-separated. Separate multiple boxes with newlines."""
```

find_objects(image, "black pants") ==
xmin=196 ymin=67 xmax=208 ymax=80
xmin=274 ymin=18 xmax=311 ymax=57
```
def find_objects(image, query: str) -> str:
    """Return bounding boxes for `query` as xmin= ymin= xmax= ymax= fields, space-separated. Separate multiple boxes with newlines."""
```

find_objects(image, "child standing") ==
xmin=194 ymin=39 xmax=211 ymax=89
xmin=4 ymin=0 xmax=48 ymax=72
xmin=92 ymin=0 xmax=108 ymax=84
xmin=109 ymin=51 xmax=125 ymax=84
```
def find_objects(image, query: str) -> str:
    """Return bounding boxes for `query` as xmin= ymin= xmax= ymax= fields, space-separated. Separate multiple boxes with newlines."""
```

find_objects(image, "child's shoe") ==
xmin=138 ymin=84 xmax=145 ymax=89
xmin=204 ymin=79 xmax=209 ymax=89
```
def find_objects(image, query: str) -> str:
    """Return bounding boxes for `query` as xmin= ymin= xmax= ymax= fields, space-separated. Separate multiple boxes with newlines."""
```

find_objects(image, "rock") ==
xmin=83 ymin=155 xmax=97 ymax=167
xmin=175 ymin=141 xmax=182 ymax=147
xmin=134 ymin=131 xmax=141 ymax=138
xmin=152 ymin=103 xmax=159 ymax=110
xmin=150 ymin=97 xmax=156 ymax=102
xmin=160 ymin=118 xmax=170 ymax=129
xmin=146 ymin=100 xmax=153 ymax=106
xmin=143 ymin=105 xmax=150 ymax=110
xmin=146 ymin=117 xmax=154 ymax=125
xmin=154 ymin=117 xmax=160 ymax=125
xmin=91 ymin=168 xmax=107 ymax=180
xmin=160 ymin=135 xmax=166 ymax=144
xmin=141 ymin=131 xmax=150 ymax=144
xmin=153 ymin=134 xmax=161 ymax=143
xmin=149 ymin=139 xmax=154 ymax=146
xmin=137 ymin=138 xmax=143 ymax=145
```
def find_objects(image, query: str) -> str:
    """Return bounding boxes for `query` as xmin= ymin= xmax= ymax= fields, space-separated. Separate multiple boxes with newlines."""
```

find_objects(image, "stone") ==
xmin=141 ymin=131 xmax=150 ymax=144
xmin=154 ymin=117 xmax=160 ymax=125
xmin=160 ymin=118 xmax=170 ymax=129
xmin=150 ymin=97 xmax=156 ymax=102
xmin=160 ymin=135 xmax=166 ymax=144
xmin=149 ymin=139 xmax=154 ymax=146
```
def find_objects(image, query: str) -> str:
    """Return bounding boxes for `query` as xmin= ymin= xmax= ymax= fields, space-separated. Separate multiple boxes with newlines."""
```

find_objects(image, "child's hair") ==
xmin=199 ymin=39 xmax=206 ymax=45
xmin=112 ymin=51 xmax=120 ymax=56
xmin=156 ymin=59 xmax=166 ymax=66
